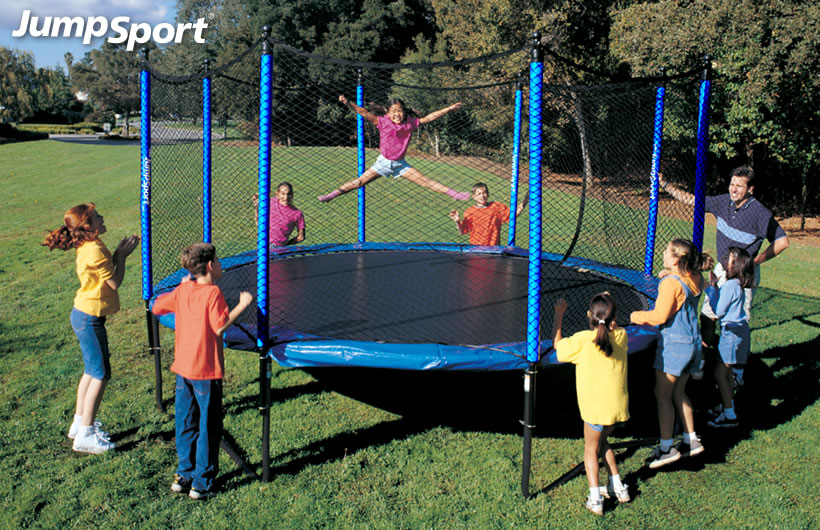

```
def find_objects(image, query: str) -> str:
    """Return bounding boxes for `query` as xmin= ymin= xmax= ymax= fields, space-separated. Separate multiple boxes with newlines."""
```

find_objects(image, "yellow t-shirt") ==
xmin=555 ymin=328 xmax=629 ymax=425
xmin=73 ymin=240 xmax=120 ymax=316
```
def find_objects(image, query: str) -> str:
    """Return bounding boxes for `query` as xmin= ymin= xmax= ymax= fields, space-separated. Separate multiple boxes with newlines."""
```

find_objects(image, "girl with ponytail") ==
xmin=552 ymin=292 xmax=630 ymax=516
xmin=43 ymin=203 xmax=139 ymax=454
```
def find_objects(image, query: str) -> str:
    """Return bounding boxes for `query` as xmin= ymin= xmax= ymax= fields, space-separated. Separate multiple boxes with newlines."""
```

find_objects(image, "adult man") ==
xmin=659 ymin=166 xmax=789 ymax=383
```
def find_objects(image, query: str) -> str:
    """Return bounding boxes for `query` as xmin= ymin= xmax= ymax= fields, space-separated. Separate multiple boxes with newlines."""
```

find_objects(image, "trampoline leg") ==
xmin=145 ymin=302 xmax=165 ymax=413
xmin=521 ymin=363 xmax=537 ymax=499
xmin=220 ymin=437 xmax=259 ymax=480
xmin=260 ymin=355 xmax=272 ymax=482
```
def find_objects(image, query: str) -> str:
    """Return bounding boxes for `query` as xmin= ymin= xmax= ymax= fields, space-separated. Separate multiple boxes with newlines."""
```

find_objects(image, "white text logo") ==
xmin=11 ymin=10 xmax=208 ymax=51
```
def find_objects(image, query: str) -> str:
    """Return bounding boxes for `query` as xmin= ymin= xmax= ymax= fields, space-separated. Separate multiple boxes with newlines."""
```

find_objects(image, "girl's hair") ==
xmin=369 ymin=98 xmax=420 ymax=118
xmin=181 ymin=242 xmax=216 ymax=277
xmin=42 ymin=203 xmax=99 ymax=251
xmin=726 ymin=246 xmax=755 ymax=288
xmin=588 ymin=292 xmax=617 ymax=357
xmin=277 ymin=181 xmax=294 ymax=204
xmin=668 ymin=238 xmax=714 ymax=274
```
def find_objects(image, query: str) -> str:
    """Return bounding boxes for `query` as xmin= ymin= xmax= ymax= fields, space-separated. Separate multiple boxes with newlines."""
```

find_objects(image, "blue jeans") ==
xmin=175 ymin=375 xmax=223 ymax=492
xmin=70 ymin=307 xmax=111 ymax=380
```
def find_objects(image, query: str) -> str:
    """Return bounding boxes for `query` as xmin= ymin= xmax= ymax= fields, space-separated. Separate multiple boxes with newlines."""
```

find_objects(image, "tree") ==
xmin=0 ymin=47 xmax=37 ymax=122
xmin=610 ymin=0 xmax=820 ymax=220
xmin=71 ymin=42 xmax=157 ymax=135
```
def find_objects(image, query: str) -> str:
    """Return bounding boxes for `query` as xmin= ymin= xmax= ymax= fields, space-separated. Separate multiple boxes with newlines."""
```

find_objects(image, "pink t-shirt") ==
xmin=268 ymin=200 xmax=305 ymax=246
xmin=377 ymin=115 xmax=420 ymax=160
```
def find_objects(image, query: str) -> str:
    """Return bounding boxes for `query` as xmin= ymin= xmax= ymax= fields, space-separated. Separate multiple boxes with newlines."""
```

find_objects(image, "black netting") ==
xmin=146 ymin=40 xmax=701 ymax=345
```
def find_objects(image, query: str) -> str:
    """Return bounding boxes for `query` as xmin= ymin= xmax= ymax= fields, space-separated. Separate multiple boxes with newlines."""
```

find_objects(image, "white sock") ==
xmin=589 ymin=487 xmax=602 ymax=500
xmin=683 ymin=432 xmax=698 ymax=444
xmin=660 ymin=438 xmax=674 ymax=451
xmin=609 ymin=474 xmax=623 ymax=489
xmin=78 ymin=426 xmax=94 ymax=438
xmin=73 ymin=414 xmax=83 ymax=424
xmin=724 ymin=407 xmax=736 ymax=419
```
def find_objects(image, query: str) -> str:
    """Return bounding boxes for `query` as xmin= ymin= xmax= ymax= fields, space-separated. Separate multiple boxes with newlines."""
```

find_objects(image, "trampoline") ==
xmin=139 ymin=33 xmax=710 ymax=489
xmin=151 ymin=242 xmax=660 ymax=371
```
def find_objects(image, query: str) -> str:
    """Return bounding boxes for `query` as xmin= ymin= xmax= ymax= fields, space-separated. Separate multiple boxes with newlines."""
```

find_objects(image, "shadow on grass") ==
xmin=220 ymin=286 xmax=819 ymax=491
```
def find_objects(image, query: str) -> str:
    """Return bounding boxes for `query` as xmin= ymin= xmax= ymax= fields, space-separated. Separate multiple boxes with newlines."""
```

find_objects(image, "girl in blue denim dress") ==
xmin=705 ymin=247 xmax=754 ymax=428
xmin=631 ymin=238 xmax=712 ymax=469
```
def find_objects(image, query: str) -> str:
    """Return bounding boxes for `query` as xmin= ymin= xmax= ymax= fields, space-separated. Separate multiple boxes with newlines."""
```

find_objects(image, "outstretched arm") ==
xmin=420 ymin=102 xmax=463 ymax=125
xmin=339 ymin=95 xmax=378 ymax=125
xmin=552 ymin=298 xmax=568 ymax=344
xmin=216 ymin=291 xmax=254 ymax=336
xmin=658 ymin=174 xmax=695 ymax=206
xmin=449 ymin=209 xmax=467 ymax=235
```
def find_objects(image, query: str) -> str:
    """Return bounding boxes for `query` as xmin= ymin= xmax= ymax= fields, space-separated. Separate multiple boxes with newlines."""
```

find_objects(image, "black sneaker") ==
xmin=170 ymin=474 xmax=192 ymax=493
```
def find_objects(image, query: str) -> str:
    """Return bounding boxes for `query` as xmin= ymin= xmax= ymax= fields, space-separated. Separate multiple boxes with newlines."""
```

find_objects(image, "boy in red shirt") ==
xmin=152 ymin=243 xmax=252 ymax=499
xmin=449 ymin=182 xmax=525 ymax=245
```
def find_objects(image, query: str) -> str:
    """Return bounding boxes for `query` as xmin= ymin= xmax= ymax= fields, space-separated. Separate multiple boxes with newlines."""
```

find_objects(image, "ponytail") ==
xmin=588 ymin=292 xmax=617 ymax=357
xmin=41 ymin=203 xmax=98 ymax=251
xmin=668 ymin=238 xmax=714 ymax=274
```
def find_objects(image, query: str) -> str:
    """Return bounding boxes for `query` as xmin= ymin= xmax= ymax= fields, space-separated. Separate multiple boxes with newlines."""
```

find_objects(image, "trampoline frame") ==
xmin=138 ymin=31 xmax=712 ymax=492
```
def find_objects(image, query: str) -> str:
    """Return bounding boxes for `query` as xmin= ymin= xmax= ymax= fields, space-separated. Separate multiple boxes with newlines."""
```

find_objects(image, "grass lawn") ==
xmin=0 ymin=139 xmax=818 ymax=527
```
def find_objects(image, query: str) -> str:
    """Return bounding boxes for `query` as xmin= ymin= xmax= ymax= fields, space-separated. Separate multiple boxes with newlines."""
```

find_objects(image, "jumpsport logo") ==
xmin=11 ymin=10 xmax=208 ymax=51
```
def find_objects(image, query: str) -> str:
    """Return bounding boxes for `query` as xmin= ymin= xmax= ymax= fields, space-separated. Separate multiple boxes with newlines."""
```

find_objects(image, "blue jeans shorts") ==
xmin=654 ymin=335 xmax=702 ymax=377
xmin=719 ymin=322 xmax=750 ymax=365
xmin=70 ymin=307 xmax=111 ymax=380
xmin=371 ymin=154 xmax=412 ymax=178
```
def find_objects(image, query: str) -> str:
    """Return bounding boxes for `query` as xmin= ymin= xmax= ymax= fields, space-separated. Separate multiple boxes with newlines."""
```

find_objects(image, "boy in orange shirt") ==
xmin=152 ymin=243 xmax=252 ymax=499
xmin=449 ymin=182 xmax=525 ymax=246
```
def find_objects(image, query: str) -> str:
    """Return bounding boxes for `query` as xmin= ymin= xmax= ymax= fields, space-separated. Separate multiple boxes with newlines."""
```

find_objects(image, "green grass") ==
xmin=0 ymin=139 xmax=818 ymax=527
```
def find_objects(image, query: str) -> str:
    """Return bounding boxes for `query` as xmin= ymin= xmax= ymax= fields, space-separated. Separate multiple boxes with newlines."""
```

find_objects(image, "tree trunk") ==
xmin=571 ymin=91 xmax=593 ymax=188
xmin=122 ymin=110 xmax=129 ymax=137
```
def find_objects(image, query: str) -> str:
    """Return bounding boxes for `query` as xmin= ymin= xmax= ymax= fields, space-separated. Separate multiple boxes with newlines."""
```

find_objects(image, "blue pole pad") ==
xmin=257 ymin=53 xmax=273 ymax=348
xmin=357 ymin=85 xmax=366 ymax=242
xmin=526 ymin=62 xmax=544 ymax=363
xmin=644 ymin=85 xmax=665 ymax=275
xmin=693 ymin=79 xmax=711 ymax=251
xmin=508 ymin=88 xmax=523 ymax=246
xmin=203 ymin=76 xmax=212 ymax=243
xmin=140 ymin=69 xmax=152 ymax=301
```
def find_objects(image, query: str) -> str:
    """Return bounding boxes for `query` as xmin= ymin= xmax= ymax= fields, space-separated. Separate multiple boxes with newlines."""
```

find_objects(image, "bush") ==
xmin=0 ymin=123 xmax=49 ymax=143
xmin=14 ymin=123 xmax=104 ymax=135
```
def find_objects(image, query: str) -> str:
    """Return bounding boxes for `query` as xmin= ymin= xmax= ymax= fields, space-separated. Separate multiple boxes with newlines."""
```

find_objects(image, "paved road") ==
xmin=48 ymin=133 xmax=140 ymax=145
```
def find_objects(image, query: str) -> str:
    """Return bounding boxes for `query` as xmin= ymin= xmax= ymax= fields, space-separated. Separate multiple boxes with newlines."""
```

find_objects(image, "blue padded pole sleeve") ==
xmin=257 ymin=49 xmax=273 ymax=349
xmin=140 ymin=54 xmax=152 ymax=301
xmin=526 ymin=60 xmax=544 ymax=363
xmin=693 ymin=56 xmax=712 ymax=251
xmin=357 ymin=80 xmax=366 ymax=242
xmin=508 ymin=82 xmax=523 ymax=246
xmin=644 ymin=81 xmax=666 ymax=275
xmin=202 ymin=64 xmax=212 ymax=243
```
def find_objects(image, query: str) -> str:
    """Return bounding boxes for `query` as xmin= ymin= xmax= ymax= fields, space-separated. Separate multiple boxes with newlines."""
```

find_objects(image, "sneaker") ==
xmin=646 ymin=445 xmax=681 ymax=469
xmin=171 ymin=474 xmax=192 ymax=493
xmin=708 ymin=412 xmax=738 ymax=428
xmin=585 ymin=495 xmax=604 ymax=516
xmin=599 ymin=483 xmax=630 ymax=503
xmin=68 ymin=420 xmax=109 ymax=440
xmin=706 ymin=403 xmax=723 ymax=417
xmin=679 ymin=437 xmax=705 ymax=457
xmin=72 ymin=430 xmax=115 ymax=454
xmin=189 ymin=488 xmax=215 ymax=500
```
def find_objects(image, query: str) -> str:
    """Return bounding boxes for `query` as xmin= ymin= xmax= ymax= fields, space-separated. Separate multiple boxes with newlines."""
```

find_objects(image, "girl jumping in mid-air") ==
xmin=42 ymin=203 xmax=139 ymax=454
xmin=705 ymin=246 xmax=754 ymax=428
xmin=552 ymin=293 xmax=630 ymax=516
xmin=631 ymin=238 xmax=712 ymax=469
xmin=318 ymin=96 xmax=471 ymax=202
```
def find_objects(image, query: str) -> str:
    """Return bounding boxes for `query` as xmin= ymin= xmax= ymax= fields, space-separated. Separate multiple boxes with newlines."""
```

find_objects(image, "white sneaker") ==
xmin=73 ymin=429 xmax=115 ymax=454
xmin=599 ymin=482 xmax=630 ymax=503
xmin=68 ymin=420 xmax=109 ymax=440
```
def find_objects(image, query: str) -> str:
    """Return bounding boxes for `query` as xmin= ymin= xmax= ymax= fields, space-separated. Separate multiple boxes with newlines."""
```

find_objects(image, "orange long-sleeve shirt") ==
xmin=630 ymin=271 xmax=704 ymax=326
